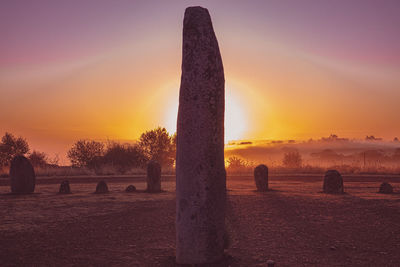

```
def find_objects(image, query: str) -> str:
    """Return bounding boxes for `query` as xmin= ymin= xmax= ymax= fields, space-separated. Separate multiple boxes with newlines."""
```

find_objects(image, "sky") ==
xmin=1 ymin=0 xmax=400 ymax=163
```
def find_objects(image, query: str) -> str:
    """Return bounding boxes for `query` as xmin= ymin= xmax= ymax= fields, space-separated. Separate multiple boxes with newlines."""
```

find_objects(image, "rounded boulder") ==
xmin=95 ymin=180 xmax=109 ymax=194
xmin=323 ymin=170 xmax=344 ymax=194
xmin=125 ymin=185 xmax=136 ymax=193
xmin=378 ymin=182 xmax=393 ymax=194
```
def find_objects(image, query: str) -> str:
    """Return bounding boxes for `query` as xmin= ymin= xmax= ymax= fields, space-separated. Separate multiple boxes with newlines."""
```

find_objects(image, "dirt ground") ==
xmin=1 ymin=175 xmax=400 ymax=266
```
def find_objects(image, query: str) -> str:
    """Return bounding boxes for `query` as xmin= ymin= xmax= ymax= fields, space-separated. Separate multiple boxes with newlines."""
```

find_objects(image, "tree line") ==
xmin=67 ymin=127 xmax=176 ymax=173
xmin=0 ymin=127 xmax=176 ymax=174
xmin=0 ymin=132 xmax=54 ymax=168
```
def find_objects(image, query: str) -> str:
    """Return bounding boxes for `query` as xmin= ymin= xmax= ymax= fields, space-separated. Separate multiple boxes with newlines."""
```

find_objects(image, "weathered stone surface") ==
xmin=125 ymin=184 xmax=136 ymax=193
xmin=323 ymin=170 xmax=344 ymax=194
xmin=146 ymin=160 xmax=161 ymax=193
xmin=59 ymin=180 xmax=71 ymax=194
xmin=95 ymin=180 xmax=109 ymax=194
xmin=254 ymin=164 xmax=268 ymax=191
xmin=176 ymin=6 xmax=226 ymax=264
xmin=9 ymin=155 xmax=35 ymax=194
xmin=378 ymin=182 xmax=393 ymax=194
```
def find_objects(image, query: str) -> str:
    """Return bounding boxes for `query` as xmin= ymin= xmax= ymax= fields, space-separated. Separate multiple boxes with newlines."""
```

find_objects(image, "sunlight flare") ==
xmin=163 ymin=86 xmax=248 ymax=142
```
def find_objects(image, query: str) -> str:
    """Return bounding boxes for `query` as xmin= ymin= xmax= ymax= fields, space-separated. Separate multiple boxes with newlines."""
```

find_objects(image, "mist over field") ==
xmin=226 ymin=135 xmax=400 ymax=173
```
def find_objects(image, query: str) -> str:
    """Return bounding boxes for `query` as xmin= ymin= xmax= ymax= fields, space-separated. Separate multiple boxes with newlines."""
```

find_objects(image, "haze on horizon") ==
xmin=1 ymin=0 xmax=400 ymax=163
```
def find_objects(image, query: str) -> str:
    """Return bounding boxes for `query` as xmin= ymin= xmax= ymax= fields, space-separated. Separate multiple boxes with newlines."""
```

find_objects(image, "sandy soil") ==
xmin=1 ymin=175 xmax=400 ymax=266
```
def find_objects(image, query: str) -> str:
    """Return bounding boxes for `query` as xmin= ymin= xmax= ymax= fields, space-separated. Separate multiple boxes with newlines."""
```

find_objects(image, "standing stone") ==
xmin=9 ymin=155 xmax=35 ymax=194
xmin=254 ymin=164 xmax=268 ymax=191
xmin=176 ymin=6 xmax=226 ymax=264
xmin=59 ymin=180 xmax=71 ymax=194
xmin=146 ymin=160 xmax=161 ymax=193
xmin=95 ymin=180 xmax=109 ymax=194
xmin=323 ymin=170 xmax=344 ymax=194
xmin=378 ymin=182 xmax=393 ymax=194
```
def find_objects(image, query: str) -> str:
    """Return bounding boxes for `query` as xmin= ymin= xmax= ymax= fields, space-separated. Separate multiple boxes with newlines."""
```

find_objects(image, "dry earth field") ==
xmin=1 ymin=174 xmax=400 ymax=266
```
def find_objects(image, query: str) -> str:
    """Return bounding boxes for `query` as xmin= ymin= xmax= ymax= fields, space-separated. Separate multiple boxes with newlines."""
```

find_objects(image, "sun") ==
xmin=225 ymin=88 xmax=248 ymax=142
xmin=163 ymin=86 xmax=248 ymax=142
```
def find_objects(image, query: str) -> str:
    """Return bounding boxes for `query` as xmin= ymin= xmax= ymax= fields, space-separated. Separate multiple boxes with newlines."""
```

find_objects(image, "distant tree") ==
xmin=101 ymin=142 xmax=147 ymax=173
xmin=28 ymin=151 xmax=48 ymax=167
xmin=0 ymin=132 xmax=30 ymax=166
xmin=394 ymin=137 xmax=399 ymax=142
xmin=366 ymin=135 xmax=382 ymax=141
xmin=138 ymin=127 xmax=175 ymax=168
xmin=330 ymin=134 xmax=338 ymax=139
xmin=321 ymin=134 xmax=349 ymax=142
xmin=67 ymin=140 xmax=104 ymax=167
xmin=282 ymin=150 xmax=302 ymax=168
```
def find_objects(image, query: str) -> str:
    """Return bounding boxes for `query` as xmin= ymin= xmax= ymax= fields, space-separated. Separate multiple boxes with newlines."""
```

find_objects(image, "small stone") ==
xmin=267 ymin=259 xmax=275 ymax=267
xmin=95 ymin=180 xmax=109 ymax=194
xmin=254 ymin=164 xmax=268 ymax=191
xmin=59 ymin=180 xmax=71 ymax=194
xmin=146 ymin=160 xmax=161 ymax=193
xmin=125 ymin=185 xmax=136 ymax=193
xmin=9 ymin=155 xmax=36 ymax=194
xmin=323 ymin=170 xmax=344 ymax=194
xmin=378 ymin=182 xmax=393 ymax=194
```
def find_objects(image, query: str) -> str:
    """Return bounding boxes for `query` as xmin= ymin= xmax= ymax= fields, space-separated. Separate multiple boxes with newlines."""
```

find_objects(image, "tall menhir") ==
xmin=176 ymin=6 xmax=226 ymax=264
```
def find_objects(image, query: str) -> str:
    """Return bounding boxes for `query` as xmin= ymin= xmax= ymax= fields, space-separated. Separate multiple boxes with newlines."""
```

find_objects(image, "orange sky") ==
xmin=1 ymin=1 xmax=400 ymax=164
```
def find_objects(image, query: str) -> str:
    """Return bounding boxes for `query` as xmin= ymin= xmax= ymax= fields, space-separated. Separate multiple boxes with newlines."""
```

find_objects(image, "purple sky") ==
xmin=2 ymin=0 xmax=399 ymax=67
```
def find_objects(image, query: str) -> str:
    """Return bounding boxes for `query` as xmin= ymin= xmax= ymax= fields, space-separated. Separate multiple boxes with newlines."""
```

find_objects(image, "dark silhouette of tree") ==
xmin=138 ymin=127 xmax=175 ymax=168
xmin=28 ymin=151 xmax=48 ymax=167
xmin=67 ymin=140 xmax=104 ymax=167
xmin=366 ymin=135 xmax=382 ymax=141
xmin=282 ymin=150 xmax=302 ymax=168
xmin=0 ymin=132 xmax=29 ymax=166
xmin=101 ymin=142 xmax=147 ymax=173
xmin=321 ymin=134 xmax=349 ymax=142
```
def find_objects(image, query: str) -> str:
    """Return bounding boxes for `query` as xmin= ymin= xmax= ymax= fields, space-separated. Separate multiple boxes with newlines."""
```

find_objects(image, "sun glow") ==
xmin=225 ymin=88 xmax=248 ymax=142
xmin=163 ymin=86 xmax=248 ymax=142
